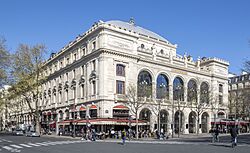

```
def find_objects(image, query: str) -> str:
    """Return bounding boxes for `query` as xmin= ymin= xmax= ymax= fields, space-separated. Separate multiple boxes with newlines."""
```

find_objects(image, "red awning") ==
xmin=113 ymin=105 xmax=129 ymax=110
xmin=90 ymin=105 xmax=97 ymax=109
xmin=58 ymin=118 xmax=147 ymax=126
xmin=79 ymin=106 xmax=86 ymax=111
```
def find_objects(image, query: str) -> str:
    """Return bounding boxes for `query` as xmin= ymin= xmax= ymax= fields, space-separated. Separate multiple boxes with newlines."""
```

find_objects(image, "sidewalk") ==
xmin=42 ymin=133 xmax=213 ymax=141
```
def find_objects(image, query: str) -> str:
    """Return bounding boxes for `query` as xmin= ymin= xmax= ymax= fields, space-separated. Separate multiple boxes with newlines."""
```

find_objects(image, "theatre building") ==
xmin=9 ymin=19 xmax=229 ymax=135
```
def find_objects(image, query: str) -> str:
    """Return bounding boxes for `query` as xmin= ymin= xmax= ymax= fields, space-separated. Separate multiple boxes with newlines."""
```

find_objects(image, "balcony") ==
xmin=114 ymin=94 xmax=127 ymax=102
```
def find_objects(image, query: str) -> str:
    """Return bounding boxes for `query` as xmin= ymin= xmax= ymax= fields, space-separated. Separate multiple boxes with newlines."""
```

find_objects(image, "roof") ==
xmin=105 ymin=20 xmax=169 ymax=43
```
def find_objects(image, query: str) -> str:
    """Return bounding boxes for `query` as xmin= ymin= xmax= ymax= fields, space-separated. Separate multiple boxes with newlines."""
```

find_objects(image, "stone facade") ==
xmin=8 ymin=19 xmax=229 ymax=134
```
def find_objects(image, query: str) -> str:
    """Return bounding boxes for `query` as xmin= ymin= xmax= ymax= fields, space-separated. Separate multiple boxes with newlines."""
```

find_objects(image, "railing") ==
xmin=114 ymin=94 xmax=127 ymax=102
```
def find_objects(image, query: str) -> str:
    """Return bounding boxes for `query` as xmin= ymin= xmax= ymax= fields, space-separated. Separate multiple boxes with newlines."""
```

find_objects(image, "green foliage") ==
xmin=0 ymin=37 xmax=10 ymax=87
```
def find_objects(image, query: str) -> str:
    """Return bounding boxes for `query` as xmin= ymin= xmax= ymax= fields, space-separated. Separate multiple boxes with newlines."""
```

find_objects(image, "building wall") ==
xmin=7 ymin=20 xmax=230 ymax=134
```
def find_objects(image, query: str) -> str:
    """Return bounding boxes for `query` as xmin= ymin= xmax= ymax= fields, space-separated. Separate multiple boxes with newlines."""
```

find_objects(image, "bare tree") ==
xmin=9 ymin=44 xmax=47 ymax=133
xmin=125 ymin=84 xmax=146 ymax=139
xmin=242 ymin=60 xmax=250 ymax=73
xmin=188 ymin=87 xmax=215 ymax=135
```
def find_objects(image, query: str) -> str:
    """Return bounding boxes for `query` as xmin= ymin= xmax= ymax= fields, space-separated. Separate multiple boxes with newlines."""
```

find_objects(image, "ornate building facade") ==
xmin=8 ymin=19 xmax=229 ymax=135
xmin=228 ymin=72 xmax=250 ymax=132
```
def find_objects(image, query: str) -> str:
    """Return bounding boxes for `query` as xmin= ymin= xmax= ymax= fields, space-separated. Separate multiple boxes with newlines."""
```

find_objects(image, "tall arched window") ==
xmin=156 ymin=74 xmax=169 ymax=99
xmin=173 ymin=77 xmax=184 ymax=101
xmin=137 ymin=71 xmax=152 ymax=98
xmin=187 ymin=80 xmax=197 ymax=102
xmin=139 ymin=108 xmax=151 ymax=122
xmin=200 ymin=82 xmax=209 ymax=104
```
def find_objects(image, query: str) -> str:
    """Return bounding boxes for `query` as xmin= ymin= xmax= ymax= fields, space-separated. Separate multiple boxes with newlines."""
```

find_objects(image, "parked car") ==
xmin=13 ymin=129 xmax=24 ymax=136
xmin=25 ymin=130 xmax=40 ymax=137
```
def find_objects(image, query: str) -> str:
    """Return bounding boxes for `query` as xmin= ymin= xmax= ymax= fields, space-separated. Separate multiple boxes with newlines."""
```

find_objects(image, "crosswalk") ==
xmin=1 ymin=140 xmax=83 ymax=152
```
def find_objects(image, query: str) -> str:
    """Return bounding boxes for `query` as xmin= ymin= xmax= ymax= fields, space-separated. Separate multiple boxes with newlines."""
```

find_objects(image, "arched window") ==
xmin=173 ymin=77 xmax=184 ymax=101
xmin=187 ymin=80 xmax=197 ymax=102
xmin=200 ymin=82 xmax=209 ymax=104
xmin=139 ymin=108 xmax=151 ymax=122
xmin=156 ymin=74 xmax=169 ymax=100
xmin=137 ymin=71 xmax=152 ymax=98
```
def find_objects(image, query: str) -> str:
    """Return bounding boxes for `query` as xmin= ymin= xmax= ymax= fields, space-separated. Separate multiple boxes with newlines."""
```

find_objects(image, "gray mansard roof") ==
xmin=105 ymin=20 xmax=169 ymax=43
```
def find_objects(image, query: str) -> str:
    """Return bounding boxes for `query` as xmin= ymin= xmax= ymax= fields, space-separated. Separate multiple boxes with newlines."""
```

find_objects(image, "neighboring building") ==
xmin=8 ymin=19 xmax=229 ymax=135
xmin=0 ymin=85 xmax=11 ymax=131
xmin=228 ymin=72 xmax=250 ymax=132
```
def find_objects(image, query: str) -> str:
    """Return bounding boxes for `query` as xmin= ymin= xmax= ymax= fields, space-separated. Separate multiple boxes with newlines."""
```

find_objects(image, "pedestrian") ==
xmin=214 ymin=128 xmax=219 ymax=142
xmin=121 ymin=129 xmax=126 ymax=145
xmin=92 ymin=129 xmax=96 ymax=141
xmin=230 ymin=126 xmax=238 ymax=148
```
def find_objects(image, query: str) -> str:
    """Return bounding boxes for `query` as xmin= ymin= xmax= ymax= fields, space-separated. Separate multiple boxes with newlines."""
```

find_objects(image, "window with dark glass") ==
xmin=92 ymin=81 xmax=96 ymax=95
xmin=116 ymin=80 xmax=125 ymax=94
xmin=79 ymin=111 xmax=86 ymax=119
xmin=65 ymin=110 xmax=69 ymax=120
xmin=92 ymin=41 xmax=96 ymax=50
xmin=219 ymin=84 xmax=223 ymax=93
xmin=116 ymin=64 xmax=125 ymax=76
xmin=173 ymin=77 xmax=184 ymax=101
xmin=219 ymin=95 xmax=223 ymax=104
xmin=113 ymin=110 xmax=129 ymax=118
xmin=90 ymin=109 xmax=97 ymax=118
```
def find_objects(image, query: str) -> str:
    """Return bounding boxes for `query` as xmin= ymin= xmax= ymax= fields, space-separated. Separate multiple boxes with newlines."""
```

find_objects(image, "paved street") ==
xmin=0 ymin=133 xmax=250 ymax=153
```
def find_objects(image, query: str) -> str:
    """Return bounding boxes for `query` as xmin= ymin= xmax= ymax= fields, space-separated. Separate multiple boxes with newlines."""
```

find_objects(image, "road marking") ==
xmin=0 ymin=138 xmax=12 ymax=143
xmin=2 ymin=146 xmax=13 ymax=151
xmin=35 ymin=142 xmax=49 ymax=146
xmin=19 ymin=144 xmax=32 ymax=148
xmin=28 ymin=143 xmax=40 ymax=147
xmin=10 ymin=145 xmax=23 ymax=149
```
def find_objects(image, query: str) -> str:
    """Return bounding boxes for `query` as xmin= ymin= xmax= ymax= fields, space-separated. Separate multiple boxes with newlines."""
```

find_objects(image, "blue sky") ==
xmin=0 ymin=0 xmax=249 ymax=74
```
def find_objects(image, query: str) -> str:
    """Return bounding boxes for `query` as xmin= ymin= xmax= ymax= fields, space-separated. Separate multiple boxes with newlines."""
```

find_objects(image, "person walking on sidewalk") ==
xmin=230 ymin=126 xmax=238 ymax=148
xmin=121 ymin=129 xmax=126 ymax=145
xmin=214 ymin=128 xmax=220 ymax=142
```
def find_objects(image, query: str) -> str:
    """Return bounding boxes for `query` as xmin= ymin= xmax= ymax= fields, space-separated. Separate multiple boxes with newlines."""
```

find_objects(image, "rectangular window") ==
xmin=81 ymin=84 xmax=85 ymax=98
xmin=66 ymin=73 xmax=68 ymax=81
xmin=219 ymin=95 xmax=223 ymax=104
xmin=116 ymin=64 xmax=125 ymax=76
xmin=73 ymin=89 xmax=76 ymax=99
xmin=92 ymin=41 xmax=96 ymax=50
xmin=92 ymin=81 xmax=96 ymax=95
xmin=60 ymin=60 xmax=63 ymax=68
xmin=92 ymin=60 xmax=96 ymax=71
xmin=66 ymin=56 xmax=70 ymax=65
xmin=116 ymin=80 xmax=125 ymax=94
xmin=65 ymin=90 xmax=68 ymax=102
xmin=59 ymin=91 xmax=62 ymax=103
xmin=74 ymin=53 xmax=77 ymax=61
xmin=81 ymin=65 xmax=84 ymax=75
xmin=219 ymin=84 xmax=223 ymax=93
xmin=73 ymin=69 xmax=75 ymax=78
